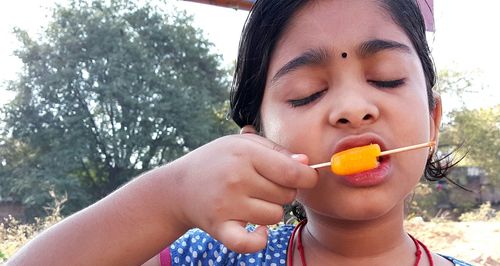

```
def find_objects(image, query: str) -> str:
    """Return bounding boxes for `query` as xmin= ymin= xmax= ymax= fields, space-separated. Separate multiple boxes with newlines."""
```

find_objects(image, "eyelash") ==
xmin=287 ymin=79 xmax=405 ymax=108
xmin=287 ymin=89 xmax=327 ymax=108
xmin=368 ymin=78 xmax=406 ymax=88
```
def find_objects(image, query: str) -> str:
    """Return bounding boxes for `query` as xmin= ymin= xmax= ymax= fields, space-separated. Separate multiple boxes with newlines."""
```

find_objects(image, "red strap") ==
xmin=287 ymin=220 xmax=307 ymax=266
xmin=296 ymin=221 xmax=307 ymax=266
xmin=409 ymin=234 xmax=434 ymax=266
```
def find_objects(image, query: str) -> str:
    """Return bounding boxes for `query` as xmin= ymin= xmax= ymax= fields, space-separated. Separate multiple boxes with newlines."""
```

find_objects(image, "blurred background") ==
xmin=0 ymin=0 xmax=498 ymax=264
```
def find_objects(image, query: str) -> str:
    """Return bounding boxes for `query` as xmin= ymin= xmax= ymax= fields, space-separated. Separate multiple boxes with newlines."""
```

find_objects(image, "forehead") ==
xmin=268 ymin=0 xmax=414 ymax=76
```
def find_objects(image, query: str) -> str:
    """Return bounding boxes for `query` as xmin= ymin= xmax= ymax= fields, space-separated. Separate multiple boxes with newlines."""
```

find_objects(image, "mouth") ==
xmin=342 ymin=158 xmax=391 ymax=187
xmin=329 ymin=133 xmax=391 ymax=186
xmin=332 ymin=133 xmax=387 ymax=155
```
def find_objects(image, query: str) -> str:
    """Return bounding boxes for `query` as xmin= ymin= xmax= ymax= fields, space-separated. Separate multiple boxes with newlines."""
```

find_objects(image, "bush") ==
xmin=0 ymin=191 xmax=65 ymax=262
xmin=459 ymin=202 xmax=500 ymax=222
xmin=406 ymin=182 xmax=441 ymax=220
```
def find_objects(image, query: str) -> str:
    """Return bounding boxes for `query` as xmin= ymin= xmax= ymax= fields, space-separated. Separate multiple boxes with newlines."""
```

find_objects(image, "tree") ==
xmin=406 ymin=70 xmax=498 ymax=219
xmin=0 ymin=0 xmax=237 ymax=218
xmin=435 ymin=69 xmax=475 ymax=96
xmin=440 ymin=105 xmax=500 ymax=184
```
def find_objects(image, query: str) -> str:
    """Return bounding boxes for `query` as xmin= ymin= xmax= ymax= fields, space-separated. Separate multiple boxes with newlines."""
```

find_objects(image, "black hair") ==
xmin=229 ymin=1 xmax=309 ymax=131
xmin=229 ymin=0 xmax=461 ymax=220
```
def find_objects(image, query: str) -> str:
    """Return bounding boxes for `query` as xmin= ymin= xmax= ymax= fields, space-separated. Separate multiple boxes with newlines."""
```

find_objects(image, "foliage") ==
xmin=405 ymin=182 xmax=468 ymax=221
xmin=440 ymin=105 xmax=500 ymax=184
xmin=459 ymin=202 xmax=500 ymax=222
xmin=435 ymin=69 xmax=477 ymax=98
xmin=0 ymin=0 xmax=237 ymax=219
xmin=0 ymin=191 xmax=65 ymax=262
xmin=407 ymin=179 xmax=487 ymax=221
xmin=406 ymin=182 xmax=438 ymax=220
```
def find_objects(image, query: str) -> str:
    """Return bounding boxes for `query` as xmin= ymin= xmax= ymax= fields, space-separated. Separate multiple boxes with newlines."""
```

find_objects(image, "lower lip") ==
xmin=338 ymin=159 xmax=391 ymax=187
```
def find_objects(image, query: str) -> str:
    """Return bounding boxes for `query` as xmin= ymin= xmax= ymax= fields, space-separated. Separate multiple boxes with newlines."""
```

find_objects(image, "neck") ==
xmin=300 ymin=202 xmax=418 ymax=265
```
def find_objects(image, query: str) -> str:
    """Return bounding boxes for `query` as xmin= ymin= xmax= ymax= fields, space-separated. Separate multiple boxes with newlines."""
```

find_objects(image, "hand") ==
xmin=163 ymin=126 xmax=318 ymax=254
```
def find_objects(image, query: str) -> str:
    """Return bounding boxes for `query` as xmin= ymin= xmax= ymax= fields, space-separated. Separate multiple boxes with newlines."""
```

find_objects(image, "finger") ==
xmin=233 ymin=134 xmax=318 ymax=188
xmin=240 ymin=125 xmax=258 ymax=134
xmin=239 ymin=198 xmax=286 ymax=225
xmin=248 ymin=175 xmax=298 ymax=205
xmin=250 ymin=148 xmax=318 ymax=189
xmin=215 ymin=220 xmax=268 ymax=254
xmin=237 ymin=133 xmax=293 ymax=156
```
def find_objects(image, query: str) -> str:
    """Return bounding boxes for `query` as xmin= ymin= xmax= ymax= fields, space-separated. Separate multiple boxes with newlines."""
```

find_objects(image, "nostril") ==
xmin=363 ymin=114 xmax=372 ymax=120
xmin=338 ymin=118 xmax=349 ymax=124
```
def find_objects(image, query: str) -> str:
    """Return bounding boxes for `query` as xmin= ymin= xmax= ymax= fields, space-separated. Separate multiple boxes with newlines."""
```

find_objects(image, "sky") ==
xmin=1 ymin=0 xmax=499 ymax=113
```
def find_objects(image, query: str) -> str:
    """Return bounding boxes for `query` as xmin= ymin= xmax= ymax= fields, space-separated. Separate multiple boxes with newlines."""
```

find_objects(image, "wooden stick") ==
xmin=379 ymin=141 xmax=435 ymax=156
xmin=310 ymin=141 xmax=435 ymax=169
xmin=310 ymin=162 xmax=331 ymax=169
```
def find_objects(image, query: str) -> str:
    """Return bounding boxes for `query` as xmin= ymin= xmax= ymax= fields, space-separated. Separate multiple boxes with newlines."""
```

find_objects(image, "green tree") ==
xmin=408 ymin=105 xmax=499 ymax=219
xmin=407 ymin=70 xmax=498 ymax=219
xmin=435 ymin=69 xmax=475 ymax=96
xmin=440 ymin=105 xmax=500 ymax=184
xmin=0 ymin=0 xmax=237 ymax=218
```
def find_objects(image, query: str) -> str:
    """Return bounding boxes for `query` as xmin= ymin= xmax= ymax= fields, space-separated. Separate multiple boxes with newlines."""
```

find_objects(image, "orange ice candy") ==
xmin=331 ymin=144 xmax=381 ymax=175
xmin=310 ymin=142 xmax=435 ymax=176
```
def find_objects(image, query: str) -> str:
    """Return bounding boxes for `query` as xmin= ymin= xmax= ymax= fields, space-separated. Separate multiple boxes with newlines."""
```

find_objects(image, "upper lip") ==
xmin=331 ymin=133 xmax=387 ymax=155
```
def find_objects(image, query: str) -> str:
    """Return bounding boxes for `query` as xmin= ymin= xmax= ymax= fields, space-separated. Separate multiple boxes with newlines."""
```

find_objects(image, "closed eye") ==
xmin=287 ymin=89 xmax=327 ymax=108
xmin=368 ymin=78 xmax=406 ymax=88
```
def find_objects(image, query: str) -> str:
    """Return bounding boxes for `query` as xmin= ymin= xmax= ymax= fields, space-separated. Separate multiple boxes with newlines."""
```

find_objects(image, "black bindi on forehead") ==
xmin=341 ymin=52 xmax=348 ymax=58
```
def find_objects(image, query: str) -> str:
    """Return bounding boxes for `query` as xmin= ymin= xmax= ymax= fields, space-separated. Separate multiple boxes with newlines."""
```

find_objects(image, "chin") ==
xmin=306 ymin=194 xmax=404 ymax=222
xmin=337 ymin=204 xmax=397 ymax=221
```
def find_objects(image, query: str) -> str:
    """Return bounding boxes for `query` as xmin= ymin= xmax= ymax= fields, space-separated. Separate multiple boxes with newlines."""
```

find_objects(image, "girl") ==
xmin=8 ymin=0 xmax=472 ymax=265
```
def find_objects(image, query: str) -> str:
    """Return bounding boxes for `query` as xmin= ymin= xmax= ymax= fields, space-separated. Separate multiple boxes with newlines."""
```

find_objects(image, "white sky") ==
xmin=1 ymin=0 xmax=499 ymax=113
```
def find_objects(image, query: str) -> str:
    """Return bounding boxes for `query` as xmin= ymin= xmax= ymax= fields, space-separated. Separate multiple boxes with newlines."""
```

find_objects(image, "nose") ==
xmin=327 ymin=88 xmax=380 ymax=128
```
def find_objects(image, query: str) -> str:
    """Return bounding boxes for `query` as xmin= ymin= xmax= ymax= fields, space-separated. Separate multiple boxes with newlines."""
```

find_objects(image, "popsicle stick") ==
xmin=310 ymin=162 xmax=331 ymax=169
xmin=310 ymin=141 xmax=435 ymax=169
xmin=379 ymin=141 xmax=435 ymax=156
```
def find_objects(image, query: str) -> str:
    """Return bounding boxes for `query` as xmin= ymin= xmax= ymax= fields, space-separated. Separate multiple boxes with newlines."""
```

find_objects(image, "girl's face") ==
xmin=260 ymin=0 xmax=441 ymax=221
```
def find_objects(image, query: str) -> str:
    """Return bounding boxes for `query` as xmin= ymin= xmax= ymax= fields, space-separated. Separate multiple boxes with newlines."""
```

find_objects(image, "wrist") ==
xmin=143 ymin=159 xmax=193 ymax=234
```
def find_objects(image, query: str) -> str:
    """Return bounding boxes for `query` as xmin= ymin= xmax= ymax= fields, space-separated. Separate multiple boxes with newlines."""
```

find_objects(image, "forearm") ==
xmin=8 ymin=133 xmax=319 ymax=264
xmin=8 ymin=162 xmax=189 ymax=265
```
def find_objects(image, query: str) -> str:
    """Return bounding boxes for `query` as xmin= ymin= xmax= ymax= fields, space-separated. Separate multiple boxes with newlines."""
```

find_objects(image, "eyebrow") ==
xmin=357 ymin=39 xmax=412 ymax=58
xmin=270 ymin=39 xmax=411 ymax=84
xmin=270 ymin=48 xmax=329 ymax=84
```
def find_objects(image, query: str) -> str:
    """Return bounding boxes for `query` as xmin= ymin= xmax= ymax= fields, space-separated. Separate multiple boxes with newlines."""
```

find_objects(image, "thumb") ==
xmin=215 ymin=221 xmax=268 ymax=254
xmin=291 ymin=154 xmax=310 ymax=165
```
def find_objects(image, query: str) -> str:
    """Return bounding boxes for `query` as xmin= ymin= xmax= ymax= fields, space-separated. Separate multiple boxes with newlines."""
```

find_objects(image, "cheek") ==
xmin=393 ymin=87 xmax=432 ymax=142
xmin=406 ymin=110 xmax=431 ymax=141
xmin=260 ymin=99 xmax=284 ymax=142
xmin=261 ymin=109 xmax=299 ymax=150
xmin=396 ymin=148 xmax=429 ymax=181
xmin=260 ymin=98 xmax=318 ymax=153
xmin=391 ymin=102 xmax=431 ymax=183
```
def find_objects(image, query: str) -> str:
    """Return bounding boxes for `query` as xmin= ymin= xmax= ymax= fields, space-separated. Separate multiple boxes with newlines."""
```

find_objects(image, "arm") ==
xmin=7 ymin=133 xmax=318 ymax=265
xmin=8 ymin=158 xmax=189 ymax=266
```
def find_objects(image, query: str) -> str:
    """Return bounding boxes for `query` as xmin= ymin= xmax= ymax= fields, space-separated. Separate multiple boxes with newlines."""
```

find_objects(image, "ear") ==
xmin=240 ymin=125 xmax=258 ymax=134
xmin=430 ymin=93 xmax=442 ymax=146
